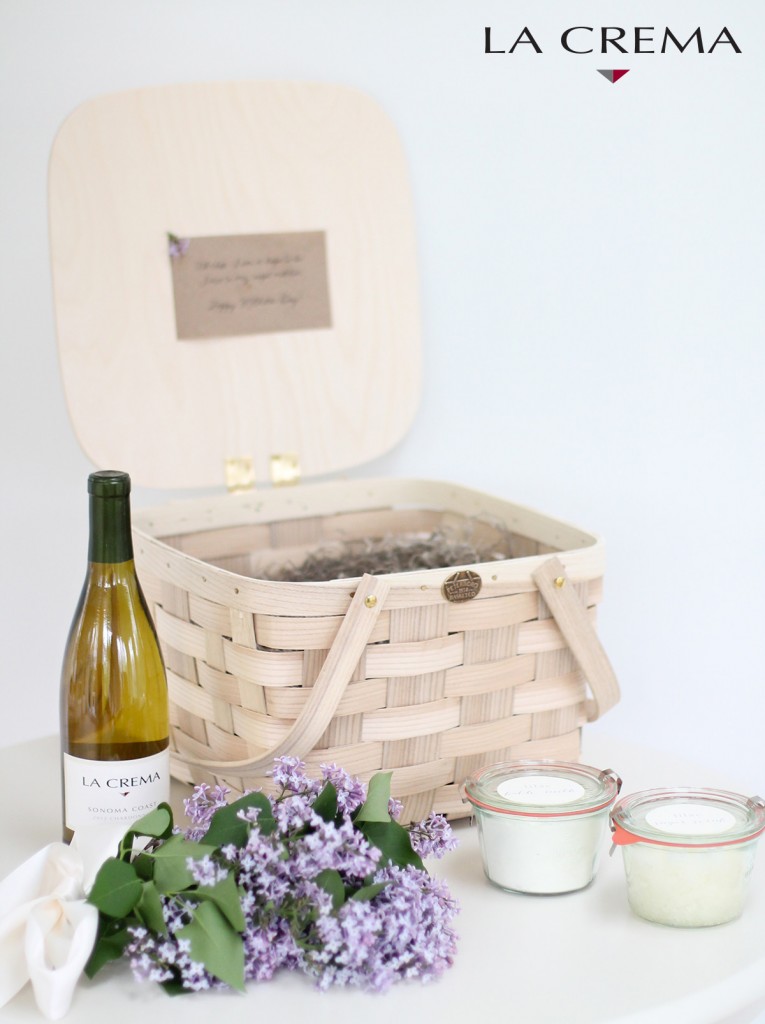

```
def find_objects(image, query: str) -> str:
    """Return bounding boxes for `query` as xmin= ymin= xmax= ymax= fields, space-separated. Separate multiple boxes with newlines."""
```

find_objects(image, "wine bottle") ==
xmin=60 ymin=470 xmax=169 ymax=843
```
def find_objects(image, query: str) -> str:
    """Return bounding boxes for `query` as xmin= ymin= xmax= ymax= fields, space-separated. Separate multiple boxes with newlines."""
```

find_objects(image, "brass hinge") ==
xmin=270 ymin=453 xmax=301 ymax=487
xmin=225 ymin=457 xmax=255 ymax=493
xmin=225 ymin=453 xmax=300 ymax=491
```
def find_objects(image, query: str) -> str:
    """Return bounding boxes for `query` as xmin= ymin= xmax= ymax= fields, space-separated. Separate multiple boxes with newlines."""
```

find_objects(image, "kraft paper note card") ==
xmin=170 ymin=231 xmax=332 ymax=339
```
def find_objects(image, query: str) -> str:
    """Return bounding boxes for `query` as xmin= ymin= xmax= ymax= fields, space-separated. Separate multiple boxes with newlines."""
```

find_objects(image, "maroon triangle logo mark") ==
xmin=598 ymin=69 xmax=630 ymax=83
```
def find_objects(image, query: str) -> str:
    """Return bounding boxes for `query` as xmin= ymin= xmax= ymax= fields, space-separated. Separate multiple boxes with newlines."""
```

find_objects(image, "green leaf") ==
xmin=350 ymin=880 xmax=389 ymax=903
xmin=176 ymin=902 xmax=245 ymax=992
xmin=192 ymin=873 xmax=246 ymax=931
xmin=354 ymin=772 xmax=393 ymax=823
xmin=203 ymin=791 xmax=275 ymax=847
xmin=88 ymin=858 xmax=143 ymax=917
xmin=312 ymin=782 xmax=338 ymax=822
xmin=135 ymin=880 xmax=167 ymax=934
xmin=151 ymin=835 xmax=216 ymax=893
xmin=120 ymin=803 xmax=174 ymax=859
xmin=132 ymin=850 xmax=155 ymax=881
xmin=84 ymin=924 xmax=132 ymax=978
xmin=357 ymin=820 xmax=425 ymax=871
xmin=314 ymin=868 xmax=345 ymax=910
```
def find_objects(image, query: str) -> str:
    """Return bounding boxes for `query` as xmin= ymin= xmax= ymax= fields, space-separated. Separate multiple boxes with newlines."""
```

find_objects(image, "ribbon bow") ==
xmin=0 ymin=828 xmax=124 ymax=1020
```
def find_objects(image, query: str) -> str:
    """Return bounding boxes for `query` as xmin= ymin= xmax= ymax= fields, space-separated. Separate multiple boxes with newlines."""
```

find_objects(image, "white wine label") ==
xmin=64 ymin=749 xmax=170 ymax=832
xmin=497 ymin=775 xmax=585 ymax=806
xmin=645 ymin=802 xmax=737 ymax=837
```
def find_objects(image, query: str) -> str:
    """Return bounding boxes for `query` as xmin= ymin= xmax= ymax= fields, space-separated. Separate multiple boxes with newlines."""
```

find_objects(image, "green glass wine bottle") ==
xmin=60 ymin=470 xmax=169 ymax=843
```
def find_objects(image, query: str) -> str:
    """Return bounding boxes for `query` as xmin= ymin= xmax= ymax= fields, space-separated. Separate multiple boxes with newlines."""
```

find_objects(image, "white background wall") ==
xmin=1 ymin=2 xmax=763 ymax=790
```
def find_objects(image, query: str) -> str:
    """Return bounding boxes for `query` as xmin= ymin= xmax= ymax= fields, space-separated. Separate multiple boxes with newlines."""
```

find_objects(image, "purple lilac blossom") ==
xmin=167 ymin=235 xmax=190 ymax=258
xmin=388 ymin=796 xmax=405 ymax=821
xmin=408 ymin=813 xmax=459 ymax=860
xmin=182 ymin=783 xmax=230 ymax=841
xmin=126 ymin=926 xmax=218 ymax=991
xmin=270 ymin=755 xmax=320 ymax=795
xmin=186 ymin=855 xmax=229 ymax=887
xmin=292 ymin=817 xmax=381 ymax=880
xmin=319 ymin=762 xmax=367 ymax=814
xmin=307 ymin=865 xmax=459 ymax=991
xmin=272 ymin=793 xmax=323 ymax=835
xmin=243 ymin=915 xmax=305 ymax=982
xmin=124 ymin=756 xmax=459 ymax=993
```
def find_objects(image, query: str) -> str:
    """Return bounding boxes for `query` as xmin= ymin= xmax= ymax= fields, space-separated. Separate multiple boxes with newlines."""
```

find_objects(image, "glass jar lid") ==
xmin=463 ymin=760 xmax=622 ymax=818
xmin=611 ymin=788 xmax=765 ymax=849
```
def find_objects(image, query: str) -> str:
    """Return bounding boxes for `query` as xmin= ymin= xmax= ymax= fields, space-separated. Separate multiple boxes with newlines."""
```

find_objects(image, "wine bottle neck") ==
xmin=88 ymin=493 xmax=134 ymax=564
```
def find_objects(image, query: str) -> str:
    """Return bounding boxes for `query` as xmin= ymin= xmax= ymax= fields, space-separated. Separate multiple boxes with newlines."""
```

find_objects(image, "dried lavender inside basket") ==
xmin=260 ymin=523 xmax=514 ymax=582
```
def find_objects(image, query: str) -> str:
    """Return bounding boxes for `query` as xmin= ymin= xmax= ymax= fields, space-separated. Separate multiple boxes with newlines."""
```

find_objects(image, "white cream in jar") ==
xmin=611 ymin=788 xmax=765 ymax=927
xmin=464 ymin=760 xmax=621 ymax=894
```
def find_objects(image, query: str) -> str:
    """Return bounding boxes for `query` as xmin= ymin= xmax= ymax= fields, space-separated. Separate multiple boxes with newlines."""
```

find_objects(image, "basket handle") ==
xmin=174 ymin=573 xmax=390 ymax=774
xmin=532 ymin=556 xmax=620 ymax=722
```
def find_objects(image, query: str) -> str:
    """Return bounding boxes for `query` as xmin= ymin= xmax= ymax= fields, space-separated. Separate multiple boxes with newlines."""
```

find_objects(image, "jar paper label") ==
xmin=497 ymin=775 xmax=585 ymax=806
xmin=64 ymin=750 xmax=170 ymax=831
xmin=645 ymin=802 xmax=737 ymax=836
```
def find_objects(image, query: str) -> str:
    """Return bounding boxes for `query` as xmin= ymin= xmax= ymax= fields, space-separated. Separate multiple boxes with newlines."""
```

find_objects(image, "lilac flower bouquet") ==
xmin=85 ymin=759 xmax=459 ymax=995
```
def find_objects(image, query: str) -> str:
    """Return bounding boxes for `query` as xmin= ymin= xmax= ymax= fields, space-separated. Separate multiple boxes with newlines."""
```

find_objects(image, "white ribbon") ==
xmin=0 ymin=827 xmax=125 ymax=1020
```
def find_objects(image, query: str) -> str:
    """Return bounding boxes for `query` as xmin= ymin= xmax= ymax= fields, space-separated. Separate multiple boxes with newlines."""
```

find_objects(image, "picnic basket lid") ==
xmin=48 ymin=81 xmax=422 ymax=489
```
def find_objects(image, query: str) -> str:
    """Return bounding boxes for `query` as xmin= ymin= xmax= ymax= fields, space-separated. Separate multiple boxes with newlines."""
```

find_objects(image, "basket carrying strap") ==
xmin=174 ymin=573 xmax=390 ymax=774
xmin=532 ymin=556 xmax=620 ymax=722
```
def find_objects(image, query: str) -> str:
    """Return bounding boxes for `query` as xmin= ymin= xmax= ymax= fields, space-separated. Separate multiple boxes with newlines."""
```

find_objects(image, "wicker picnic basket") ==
xmin=48 ymin=81 xmax=620 ymax=821
xmin=130 ymin=479 xmax=619 ymax=821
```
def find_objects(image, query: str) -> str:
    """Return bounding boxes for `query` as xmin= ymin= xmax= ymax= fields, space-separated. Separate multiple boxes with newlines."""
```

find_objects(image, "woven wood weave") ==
xmin=133 ymin=478 xmax=620 ymax=822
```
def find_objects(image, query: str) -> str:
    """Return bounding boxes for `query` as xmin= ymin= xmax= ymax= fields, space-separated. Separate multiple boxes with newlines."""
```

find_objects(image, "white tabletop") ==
xmin=1 ymin=731 xmax=764 ymax=1024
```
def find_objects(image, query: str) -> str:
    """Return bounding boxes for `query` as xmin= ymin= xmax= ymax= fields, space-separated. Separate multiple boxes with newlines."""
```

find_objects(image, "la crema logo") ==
xmin=484 ymin=24 xmax=742 ymax=83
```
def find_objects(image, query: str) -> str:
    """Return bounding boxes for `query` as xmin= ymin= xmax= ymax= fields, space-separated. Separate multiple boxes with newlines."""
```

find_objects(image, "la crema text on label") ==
xmin=81 ymin=771 xmax=162 ymax=788
xmin=484 ymin=26 xmax=741 ymax=54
